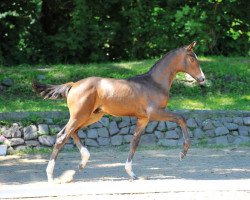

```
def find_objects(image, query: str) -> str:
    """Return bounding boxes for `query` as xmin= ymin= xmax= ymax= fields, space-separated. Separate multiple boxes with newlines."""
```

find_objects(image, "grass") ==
xmin=0 ymin=56 xmax=249 ymax=112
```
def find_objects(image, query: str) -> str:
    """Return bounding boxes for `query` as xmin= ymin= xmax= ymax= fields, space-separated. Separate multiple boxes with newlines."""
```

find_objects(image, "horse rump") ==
xmin=32 ymin=81 xmax=74 ymax=99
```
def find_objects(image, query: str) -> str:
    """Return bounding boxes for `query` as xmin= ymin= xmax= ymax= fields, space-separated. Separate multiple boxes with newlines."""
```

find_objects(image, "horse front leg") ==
xmin=125 ymin=118 xmax=148 ymax=180
xmin=149 ymin=108 xmax=190 ymax=160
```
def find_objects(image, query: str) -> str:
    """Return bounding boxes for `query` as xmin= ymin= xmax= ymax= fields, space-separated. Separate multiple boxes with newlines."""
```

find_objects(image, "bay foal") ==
xmin=33 ymin=42 xmax=205 ymax=182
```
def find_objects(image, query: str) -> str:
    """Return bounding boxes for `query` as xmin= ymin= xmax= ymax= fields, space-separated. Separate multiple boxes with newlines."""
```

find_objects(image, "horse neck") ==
xmin=149 ymin=52 xmax=180 ymax=93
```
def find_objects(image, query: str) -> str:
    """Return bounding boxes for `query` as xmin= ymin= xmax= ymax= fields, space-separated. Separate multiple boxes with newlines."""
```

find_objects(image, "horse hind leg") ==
xmin=71 ymin=112 xmax=104 ymax=171
xmin=46 ymin=126 xmax=68 ymax=182
xmin=71 ymin=133 xmax=90 ymax=170
xmin=46 ymin=119 xmax=83 ymax=183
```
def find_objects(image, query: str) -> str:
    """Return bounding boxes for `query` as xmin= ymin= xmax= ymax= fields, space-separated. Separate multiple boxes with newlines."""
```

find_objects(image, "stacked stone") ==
xmin=0 ymin=114 xmax=250 ymax=151
xmin=0 ymin=123 xmax=61 ymax=151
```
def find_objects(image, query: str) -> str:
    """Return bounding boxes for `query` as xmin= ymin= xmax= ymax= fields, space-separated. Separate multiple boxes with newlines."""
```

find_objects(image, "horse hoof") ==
xmin=79 ymin=164 xmax=83 ymax=171
xmin=58 ymin=170 xmax=75 ymax=184
xmin=48 ymin=179 xmax=54 ymax=183
xmin=79 ymin=162 xmax=87 ymax=171
xmin=139 ymin=176 xmax=149 ymax=180
xmin=47 ymin=176 xmax=54 ymax=183
xmin=179 ymin=152 xmax=186 ymax=161
xmin=129 ymin=175 xmax=139 ymax=181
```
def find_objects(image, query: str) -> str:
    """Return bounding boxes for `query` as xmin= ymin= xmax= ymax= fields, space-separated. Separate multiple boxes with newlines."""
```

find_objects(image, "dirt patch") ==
xmin=1 ymin=147 xmax=250 ymax=199
xmin=1 ymin=147 xmax=250 ymax=185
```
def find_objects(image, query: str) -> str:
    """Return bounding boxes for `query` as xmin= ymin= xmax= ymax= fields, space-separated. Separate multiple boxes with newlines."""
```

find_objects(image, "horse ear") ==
xmin=186 ymin=41 xmax=197 ymax=51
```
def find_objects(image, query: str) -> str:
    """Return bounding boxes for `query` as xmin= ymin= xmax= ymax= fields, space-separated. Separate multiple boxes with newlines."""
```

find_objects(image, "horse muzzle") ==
xmin=197 ymin=76 xmax=206 ymax=85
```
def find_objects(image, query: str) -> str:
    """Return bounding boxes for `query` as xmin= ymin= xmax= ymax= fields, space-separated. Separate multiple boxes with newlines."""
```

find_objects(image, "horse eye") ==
xmin=190 ymin=57 xmax=195 ymax=62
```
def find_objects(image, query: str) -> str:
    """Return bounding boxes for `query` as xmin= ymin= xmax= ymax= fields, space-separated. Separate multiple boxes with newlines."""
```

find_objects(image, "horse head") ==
xmin=180 ymin=41 xmax=205 ymax=85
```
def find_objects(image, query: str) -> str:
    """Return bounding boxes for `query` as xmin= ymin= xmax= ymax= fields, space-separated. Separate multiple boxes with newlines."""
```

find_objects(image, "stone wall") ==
xmin=0 ymin=110 xmax=250 ymax=153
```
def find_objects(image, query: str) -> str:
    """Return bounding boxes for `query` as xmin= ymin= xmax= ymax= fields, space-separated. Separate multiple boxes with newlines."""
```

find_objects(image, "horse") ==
xmin=33 ymin=41 xmax=205 ymax=182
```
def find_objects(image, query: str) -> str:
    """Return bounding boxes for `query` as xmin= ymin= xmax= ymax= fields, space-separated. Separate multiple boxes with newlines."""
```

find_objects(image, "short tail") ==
xmin=32 ymin=81 xmax=74 ymax=99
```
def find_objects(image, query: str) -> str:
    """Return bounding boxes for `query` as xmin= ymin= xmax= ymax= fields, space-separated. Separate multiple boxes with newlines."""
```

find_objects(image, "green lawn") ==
xmin=0 ymin=56 xmax=249 ymax=112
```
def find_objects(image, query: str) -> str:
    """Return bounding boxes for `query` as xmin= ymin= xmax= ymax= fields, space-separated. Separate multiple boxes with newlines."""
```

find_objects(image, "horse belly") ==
xmin=102 ymin=106 xmax=143 ymax=117
xmin=97 ymin=79 xmax=147 ymax=117
xmin=101 ymin=90 xmax=150 ymax=117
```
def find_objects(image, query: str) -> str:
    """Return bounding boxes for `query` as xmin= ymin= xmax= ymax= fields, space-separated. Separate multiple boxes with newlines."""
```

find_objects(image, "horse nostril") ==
xmin=198 ymin=76 xmax=205 ymax=84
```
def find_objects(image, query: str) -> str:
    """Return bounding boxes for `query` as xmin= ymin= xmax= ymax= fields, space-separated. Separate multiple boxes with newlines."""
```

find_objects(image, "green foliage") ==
xmin=0 ymin=0 xmax=249 ymax=64
xmin=0 ymin=0 xmax=38 ymax=64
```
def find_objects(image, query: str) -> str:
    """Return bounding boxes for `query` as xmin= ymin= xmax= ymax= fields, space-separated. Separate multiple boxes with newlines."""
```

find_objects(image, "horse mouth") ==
xmin=197 ymin=79 xmax=206 ymax=85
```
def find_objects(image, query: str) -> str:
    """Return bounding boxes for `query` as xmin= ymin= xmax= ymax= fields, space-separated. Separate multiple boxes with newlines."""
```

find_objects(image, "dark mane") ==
xmin=127 ymin=47 xmax=181 ymax=82
xmin=148 ymin=48 xmax=181 ymax=73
